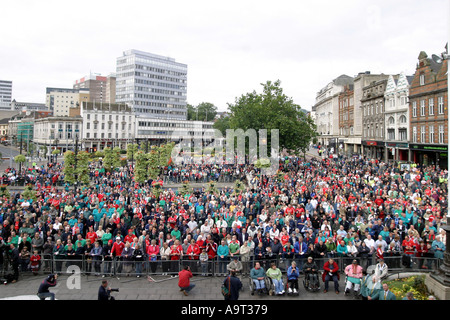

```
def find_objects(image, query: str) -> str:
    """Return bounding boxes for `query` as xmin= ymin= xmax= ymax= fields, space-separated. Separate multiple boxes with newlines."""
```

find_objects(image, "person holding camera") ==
xmin=37 ymin=274 xmax=58 ymax=300
xmin=178 ymin=265 xmax=195 ymax=296
xmin=98 ymin=280 xmax=119 ymax=300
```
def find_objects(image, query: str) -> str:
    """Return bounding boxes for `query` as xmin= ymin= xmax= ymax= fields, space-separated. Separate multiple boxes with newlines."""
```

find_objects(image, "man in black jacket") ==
xmin=223 ymin=271 xmax=242 ymax=300
xmin=37 ymin=274 xmax=58 ymax=300
xmin=98 ymin=280 xmax=113 ymax=300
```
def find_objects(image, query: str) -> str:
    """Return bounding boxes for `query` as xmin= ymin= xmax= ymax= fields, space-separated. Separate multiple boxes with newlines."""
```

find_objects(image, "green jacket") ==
xmin=371 ymin=289 xmax=396 ymax=300
xmin=266 ymin=267 xmax=282 ymax=281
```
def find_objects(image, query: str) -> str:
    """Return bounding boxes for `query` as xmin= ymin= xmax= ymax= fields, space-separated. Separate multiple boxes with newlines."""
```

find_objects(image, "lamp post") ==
xmin=74 ymin=133 xmax=79 ymax=193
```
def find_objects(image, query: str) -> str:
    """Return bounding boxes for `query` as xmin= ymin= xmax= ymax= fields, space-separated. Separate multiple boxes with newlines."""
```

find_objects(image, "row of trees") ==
xmin=60 ymin=143 xmax=175 ymax=190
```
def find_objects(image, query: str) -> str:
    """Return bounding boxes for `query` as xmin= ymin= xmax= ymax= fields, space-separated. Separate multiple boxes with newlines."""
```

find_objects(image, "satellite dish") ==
xmin=432 ymin=54 xmax=442 ymax=64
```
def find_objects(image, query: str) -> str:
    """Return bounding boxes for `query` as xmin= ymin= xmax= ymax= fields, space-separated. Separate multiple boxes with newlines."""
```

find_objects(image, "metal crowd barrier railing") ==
xmin=2 ymin=253 xmax=442 ymax=280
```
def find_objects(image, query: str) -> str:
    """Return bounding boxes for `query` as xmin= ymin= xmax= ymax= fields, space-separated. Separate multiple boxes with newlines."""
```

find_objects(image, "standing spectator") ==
xmin=217 ymin=240 xmax=230 ymax=276
xmin=133 ymin=243 xmax=144 ymax=278
xmin=9 ymin=243 xmax=19 ymax=283
xmin=146 ymin=239 xmax=160 ymax=274
xmin=368 ymin=283 xmax=396 ymax=300
xmin=111 ymin=237 xmax=125 ymax=275
xmin=223 ymin=270 xmax=242 ymax=300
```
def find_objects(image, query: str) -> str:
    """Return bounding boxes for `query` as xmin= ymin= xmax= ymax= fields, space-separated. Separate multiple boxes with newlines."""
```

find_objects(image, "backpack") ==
xmin=221 ymin=276 xmax=231 ymax=297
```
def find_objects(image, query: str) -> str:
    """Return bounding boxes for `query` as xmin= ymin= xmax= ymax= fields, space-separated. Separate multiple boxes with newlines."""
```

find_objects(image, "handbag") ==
xmin=221 ymin=276 xmax=231 ymax=297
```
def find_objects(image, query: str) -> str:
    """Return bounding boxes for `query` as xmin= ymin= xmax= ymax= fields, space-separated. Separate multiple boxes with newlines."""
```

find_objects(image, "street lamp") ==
xmin=74 ymin=133 xmax=79 ymax=193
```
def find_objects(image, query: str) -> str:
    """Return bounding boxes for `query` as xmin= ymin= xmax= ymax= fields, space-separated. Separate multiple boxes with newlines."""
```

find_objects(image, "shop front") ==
xmin=362 ymin=140 xmax=385 ymax=160
xmin=385 ymin=142 xmax=409 ymax=162
xmin=409 ymin=144 xmax=448 ymax=168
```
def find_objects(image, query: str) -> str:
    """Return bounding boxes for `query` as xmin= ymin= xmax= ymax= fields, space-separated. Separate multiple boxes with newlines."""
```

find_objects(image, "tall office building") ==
xmin=74 ymin=73 xmax=116 ymax=103
xmin=115 ymin=49 xmax=188 ymax=120
xmin=0 ymin=80 xmax=12 ymax=109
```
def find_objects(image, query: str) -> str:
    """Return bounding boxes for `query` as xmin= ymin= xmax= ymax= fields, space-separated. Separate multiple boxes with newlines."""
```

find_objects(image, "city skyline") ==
xmin=1 ymin=0 xmax=448 ymax=112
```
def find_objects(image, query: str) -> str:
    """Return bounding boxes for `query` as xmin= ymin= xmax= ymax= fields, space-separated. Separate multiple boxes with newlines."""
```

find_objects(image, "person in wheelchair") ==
xmin=344 ymin=259 xmax=363 ymax=298
xmin=266 ymin=262 xmax=284 ymax=295
xmin=303 ymin=256 xmax=320 ymax=291
xmin=250 ymin=261 xmax=267 ymax=295
xmin=286 ymin=261 xmax=300 ymax=295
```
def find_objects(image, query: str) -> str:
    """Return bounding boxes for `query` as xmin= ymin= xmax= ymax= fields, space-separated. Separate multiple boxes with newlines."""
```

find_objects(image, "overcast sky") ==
xmin=1 ymin=0 xmax=448 ymax=111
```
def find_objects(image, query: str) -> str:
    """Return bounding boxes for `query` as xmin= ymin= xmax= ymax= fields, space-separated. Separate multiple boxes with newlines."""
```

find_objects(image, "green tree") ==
xmin=187 ymin=102 xmax=217 ymax=121
xmin=213 ymin=115 xmax=231 ymax=136
xmin=63 ymin=151 xmax=91 ymax=186
xmin=134 ymin=150 xmax=149 ymax=183
xmin=127 ymin=143 xmax=139 ymax=162
xmin=103 ymin=147 xmax=121 ymax=172
xmin=14 ymin=154 xmax=26 ymax=165
xmin=187 ymin=104 xmax=197 ymax=120
xmin=227 ymin=80 xmax=317 ymax=157
xmin=196 ymin=102 xmax=217 ymax=121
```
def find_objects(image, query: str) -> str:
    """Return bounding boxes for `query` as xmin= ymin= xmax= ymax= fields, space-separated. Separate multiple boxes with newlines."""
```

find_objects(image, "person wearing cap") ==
xmin=226 ymin=256 xmax=243 ymax=275
xmin=37 ymin=274 xmax=58 ymax=300
xmin=344 ymin=260 xmax=363 ymax=298
xmin=303 ymin=256 xmax=319 ymax=290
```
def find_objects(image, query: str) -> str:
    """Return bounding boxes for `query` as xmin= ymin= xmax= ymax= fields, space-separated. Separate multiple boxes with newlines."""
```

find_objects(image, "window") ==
xmin=86 ymin=123 xmax=90 ymax=129
xmin=388 ymin=117 xmax=395 ymax=125
xmin=413 ymin=127 xmax=417 ymax=143
xmin=86 ymin=132 xmax=90 ymax=138
xmin=429 ymin=98 xmax=434 ymax=115
xmin=388 ymin=129 xmax=395 ymax=140
xmin=412 ymin=101 xmax=417 ymax=117
xmin=420 ymin=100 xmax=425 ymax=116
xmin=420 ymin=74 xmax=425 ymax=85
xmin=429 ymin=126 xmax=435 ymax=143
xmin=399 ymin=115 xmax=407 ymax=124
xmin=421 ymin=126 xmax=426 ymax=142
xmin=438 ymin=96 xmax=444 ymax=114
xmin=439 ymin=125 xmax=445 ymax=144
xmin=399 ymin=129 xmax=407 ymax=141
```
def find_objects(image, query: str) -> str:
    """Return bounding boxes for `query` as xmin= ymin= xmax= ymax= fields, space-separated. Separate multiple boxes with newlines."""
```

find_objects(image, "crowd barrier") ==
xmin=1 ymin=253 xmax=442 ymax=280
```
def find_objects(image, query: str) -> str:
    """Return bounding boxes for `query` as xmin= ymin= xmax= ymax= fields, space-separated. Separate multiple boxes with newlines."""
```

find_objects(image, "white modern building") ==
xmin=115 ymin=49 xmax=188 ymax=120
xmin=135 ymin=118 xmax=215 ymax=146
xmin=384 ymin=72 xmax=413 ymax=162
xmin=80 ymin=101 xmax=136 ymax=151
xmin=33 ymin=116 xmax=83 ymax=157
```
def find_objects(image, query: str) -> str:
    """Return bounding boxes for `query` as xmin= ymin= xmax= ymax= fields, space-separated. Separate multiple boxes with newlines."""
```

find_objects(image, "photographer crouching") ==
xmin=98 ymin=280 xmax=119 ymax=300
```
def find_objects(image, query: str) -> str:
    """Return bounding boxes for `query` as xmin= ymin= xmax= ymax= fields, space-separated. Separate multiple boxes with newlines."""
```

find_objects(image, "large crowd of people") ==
xmin=0 ymin=150 xmax=447 ymax=293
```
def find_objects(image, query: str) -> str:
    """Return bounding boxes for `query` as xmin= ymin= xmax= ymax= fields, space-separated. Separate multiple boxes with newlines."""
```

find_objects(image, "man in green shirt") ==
xmin=171 ymin=225 xmax=181 ymax=241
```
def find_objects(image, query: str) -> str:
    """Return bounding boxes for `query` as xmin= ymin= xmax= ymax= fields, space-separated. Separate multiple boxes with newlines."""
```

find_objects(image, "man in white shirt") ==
xmin=187 ymin=217 xmax=198 ymax=235
xmin=200 ymin=220 xmax=211 ymax=238
xmin=364 ymin=234 xmax=375 ymax=253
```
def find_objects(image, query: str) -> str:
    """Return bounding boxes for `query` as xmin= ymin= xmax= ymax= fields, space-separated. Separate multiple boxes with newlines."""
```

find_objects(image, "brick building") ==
xmin=408 ymin=49 xmax=448 ymax=168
